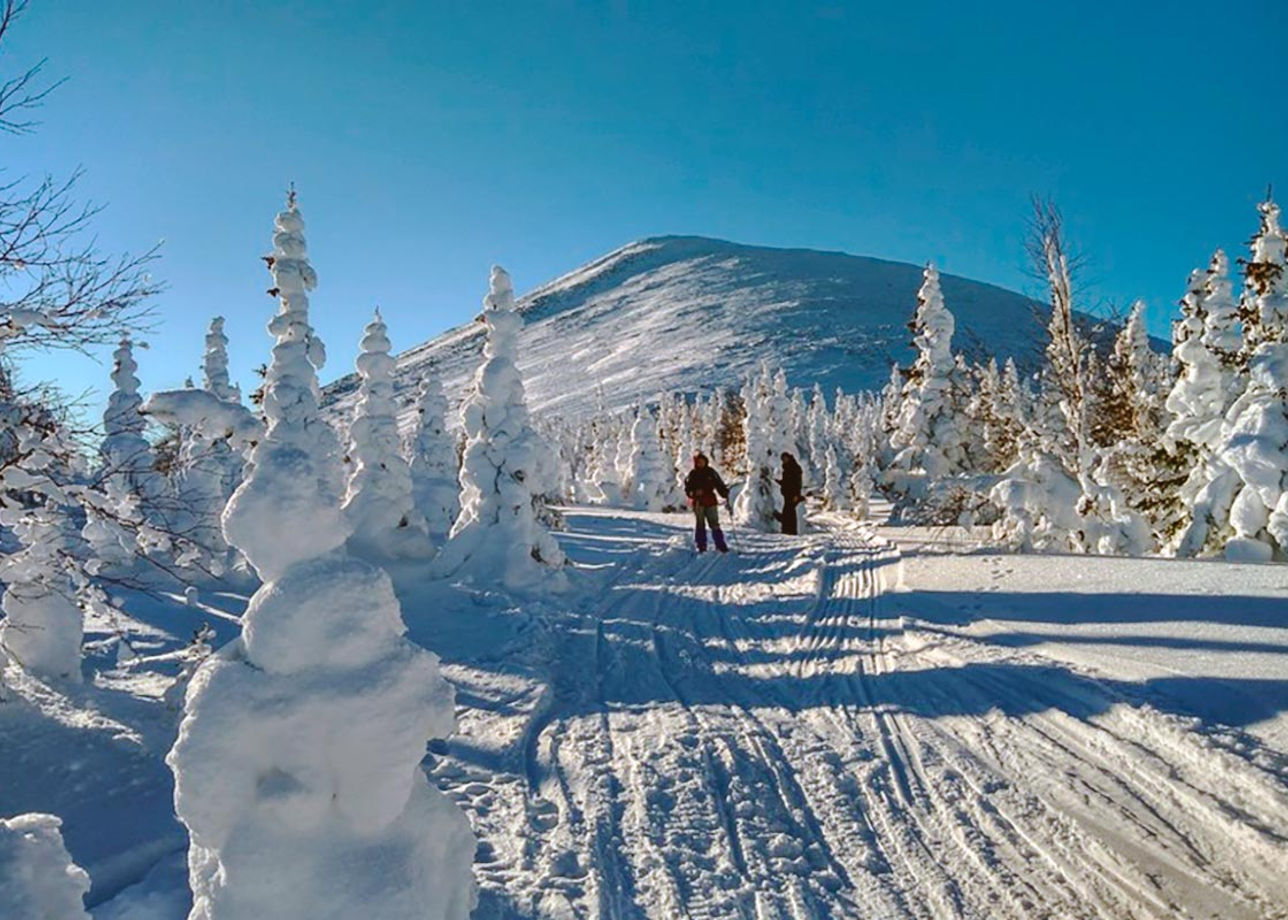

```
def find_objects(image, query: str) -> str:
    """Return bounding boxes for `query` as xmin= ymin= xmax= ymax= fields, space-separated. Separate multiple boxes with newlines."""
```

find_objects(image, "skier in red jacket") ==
xmin=683 ymin=452 xmax=730 ymax=553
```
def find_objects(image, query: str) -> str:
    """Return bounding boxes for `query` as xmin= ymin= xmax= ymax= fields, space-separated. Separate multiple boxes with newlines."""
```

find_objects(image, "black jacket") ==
xmin=684 ymin=466 xmax=729 ymax=507
xmin=778 ymin=457 xmax=803 ymax=500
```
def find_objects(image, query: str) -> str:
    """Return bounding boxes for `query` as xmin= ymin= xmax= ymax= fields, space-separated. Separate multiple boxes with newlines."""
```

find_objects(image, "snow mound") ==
xmin=0 ymin=813 xmax=91 ymax=920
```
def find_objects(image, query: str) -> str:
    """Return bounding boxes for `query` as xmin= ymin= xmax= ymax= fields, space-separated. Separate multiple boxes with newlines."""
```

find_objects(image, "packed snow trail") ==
xmin=415 ymin=508 xmax=1288 ymax=920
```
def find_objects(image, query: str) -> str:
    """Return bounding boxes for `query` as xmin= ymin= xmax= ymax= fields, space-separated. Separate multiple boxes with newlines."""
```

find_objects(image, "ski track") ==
xmin=430 ymin=512 xmax=1288 ymax=919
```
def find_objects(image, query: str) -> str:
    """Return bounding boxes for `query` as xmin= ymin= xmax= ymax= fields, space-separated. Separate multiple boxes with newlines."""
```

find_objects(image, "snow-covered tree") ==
xmin=628 ymin=404 xmax=682 ymax=511
xmin=0 ymin=813 xmax=91 ymax=919
xmin=342 ymin=310 xmax=428 ymax=559
xmin=201 ymin=315 xmax=248 ymax=503
xmin=968 ymin=358 xmax=1022 ymax=473
xmin=787 ymin=385 xmax=812 ymax=480
xmin=806 ymin=383 xmax=829 ymax=482
xmin=885 ymin=264 xmax=972 ymax=499
xmin=671 ymin=397 xmax=697 ymax=500
xmin=141 ymin=369 xmax=263 ymax=575
xmin=1239 ymin=195 xmax=1288 ymax=353
xmin=0 ymin=401 xmax=87 ymax=684
xmin=992 ymin=202 xmax=1151 ymax=553
xmin=1088 ymin=302 xmax=1172 ymax=547
xmin=1165 ymin=255 xmax=1245 ymax=555
xmin=612 ymin=411 xmax=635 ymax=503
xmin=821 ymin=444 xmax=844 ymax=510
xmin=433 ymin=266 xmax=565 ymax=590
xmin=98 ymin=337 xmax=163 ymax=522
xmin=203 ymin=316 xmax=240 ymax=404
xmin=1213 ymin=197 xmax=1288 ymax=559
xmin=408 ymin=372 xmax=460 ymax=540
xmin=1167 ymin=254 xmax=1244 ymax=451
xmin=0 ymin=496 xmax=82 ymax=683
xmin=990 ymin=438 xmax=1084 ymax=552
xmin=734 ymin=364 xmax=779 ymax=530
xmin=168 ymin=192 xmax=477 ymax=920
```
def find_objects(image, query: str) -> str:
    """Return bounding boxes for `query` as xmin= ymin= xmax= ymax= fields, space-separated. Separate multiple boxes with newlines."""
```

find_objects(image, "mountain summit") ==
xmin=325 ymin=235 xmax=1056 ymax=419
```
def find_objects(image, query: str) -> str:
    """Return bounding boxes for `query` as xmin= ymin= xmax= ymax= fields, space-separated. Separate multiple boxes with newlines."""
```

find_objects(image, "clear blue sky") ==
xmin=7 ymin=0 xmax=1286 ymax=416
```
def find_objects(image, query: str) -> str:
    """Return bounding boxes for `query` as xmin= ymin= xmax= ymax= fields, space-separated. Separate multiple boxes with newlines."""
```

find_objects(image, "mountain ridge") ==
xmin=322 ymin=235 xmax=1104 ymax=422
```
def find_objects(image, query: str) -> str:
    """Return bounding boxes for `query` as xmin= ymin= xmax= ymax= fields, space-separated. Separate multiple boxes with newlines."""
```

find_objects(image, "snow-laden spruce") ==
xmin=612 ymin=414 xmax=635 ymax=503
xmin=342 ymin=309 xmax=429 ymax=559
xmin=1167 ymin=252 xmax=1244 ymax=452
xmin=0 ymin=417 xmax=85 ymax=683
xmin=168 ymin=193 xmax=476 ymax=920
xmin=201 ymin=315 xmax=248 ymax=503
xmin=821 ymin=443 xmax=844 ymax=510
xmin=433 ymin=265 xmax=565 ymax=590
xmin=0 ymin=813 xmax=91 ymax=919
xmin=990 ymin=438 xmax=1085 ymax=552
xmin=1214 ymin=197 xmax=1288 ymax=560
xmin=627 ymin=404 xmax=681 ymax=511
xmin=203 ymin=316 xmax=240 ymax=404
xmin=885 ymin=264 xmax=971 ymax=498
xmin=734 ymin=364 xmax=780 ymax=530
xmin=98 ymin=337 xmax=163 ymax=526
xmin=0 ymin=498 xmax=82 ymax=683
xmin=408 ymin=372 xmax=460 ymax=539
xmin=1088 ymin=301 xmax=1170 ymax=549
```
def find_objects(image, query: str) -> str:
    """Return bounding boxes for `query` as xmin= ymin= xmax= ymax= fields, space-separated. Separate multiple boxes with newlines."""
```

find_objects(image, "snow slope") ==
xmin=324 ymin=236 xmax=1088 ymax=421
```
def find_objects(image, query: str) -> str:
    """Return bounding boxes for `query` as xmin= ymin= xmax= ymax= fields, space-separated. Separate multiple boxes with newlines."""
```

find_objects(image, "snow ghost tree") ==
xmin=408 ymin=371 xmax=460 ymax=540
xmin=821 ymin=444 xmax=844 ymax=510
xmin=885 ymin=264 xmax=971 ymax=500
xmin=97 ymin=337 xmax=164 ymax=535
xmin=168 ymin=192 xmax=476 ymax=920
xmin=201 ymin=315 xmax=248 ymax=503
xmin=342 ymin=309 xmax=429 ymax=559
xmin=203 ymin=316 xmax=240 ymax=404
xmin=0 ymin=813 xmax=91 ymax=919
xmin=628 ymin=404 xmax=681 ymax=511
xmin=734 ymin=364 xmax=779 ymax=530
xmin=433 ymin=265 xmax=565 ymax=591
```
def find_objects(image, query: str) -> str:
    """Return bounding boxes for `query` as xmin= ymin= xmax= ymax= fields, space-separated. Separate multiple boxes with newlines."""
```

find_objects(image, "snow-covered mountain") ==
xmin=324 ymin=235 xmax=1073 ymax=420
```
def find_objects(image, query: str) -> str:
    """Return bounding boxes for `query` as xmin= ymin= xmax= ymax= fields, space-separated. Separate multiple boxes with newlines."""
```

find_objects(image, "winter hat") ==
xmin=693 ymin=451 xmax=708 ymax=464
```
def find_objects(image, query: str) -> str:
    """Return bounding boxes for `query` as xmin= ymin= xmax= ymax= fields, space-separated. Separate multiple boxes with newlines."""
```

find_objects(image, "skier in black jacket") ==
xmin=777 ymin=452 xmax=803 ymax=535
xmin=683 ymin=452 xmax=730 ymax=553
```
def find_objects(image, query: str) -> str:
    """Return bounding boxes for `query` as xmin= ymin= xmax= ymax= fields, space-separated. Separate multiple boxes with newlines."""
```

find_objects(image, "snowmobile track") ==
xmin=438 ymin=511 xmax=1288 ymax=920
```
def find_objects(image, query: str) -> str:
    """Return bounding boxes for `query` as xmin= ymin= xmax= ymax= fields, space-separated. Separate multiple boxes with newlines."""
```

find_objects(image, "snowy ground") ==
xmin=3 ymin=505 xmax=1287 ymax=918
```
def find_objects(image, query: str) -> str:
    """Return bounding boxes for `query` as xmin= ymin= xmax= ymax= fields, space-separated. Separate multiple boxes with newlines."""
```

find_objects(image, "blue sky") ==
xmin=7 ymin=0 xmax=1286 ymax=416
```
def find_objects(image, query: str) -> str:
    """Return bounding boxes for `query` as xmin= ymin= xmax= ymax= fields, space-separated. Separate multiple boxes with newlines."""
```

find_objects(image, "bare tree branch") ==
xmin=0 ymin=3 xmax=161 ymax=358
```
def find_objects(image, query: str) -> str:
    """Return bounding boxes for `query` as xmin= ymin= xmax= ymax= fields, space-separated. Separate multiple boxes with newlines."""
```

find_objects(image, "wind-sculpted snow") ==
xmin=169 ymin=197 xmax=476 ymax=920
xmin=0 ymin=813 xmax=91 ymax=919
xmin=324 ymin=236 xmax=1104 ymax=424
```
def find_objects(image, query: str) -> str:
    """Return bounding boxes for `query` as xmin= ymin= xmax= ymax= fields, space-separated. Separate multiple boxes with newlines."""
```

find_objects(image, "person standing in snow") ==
xmin=776 ymin=451 xmax=804 ymax=535
xmin=684 ymin=452 xmax=730 ymax=553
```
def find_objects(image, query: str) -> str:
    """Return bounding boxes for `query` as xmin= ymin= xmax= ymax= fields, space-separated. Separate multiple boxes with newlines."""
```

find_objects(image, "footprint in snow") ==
xmin=528 ymin=796 xmax=560 ymax=831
